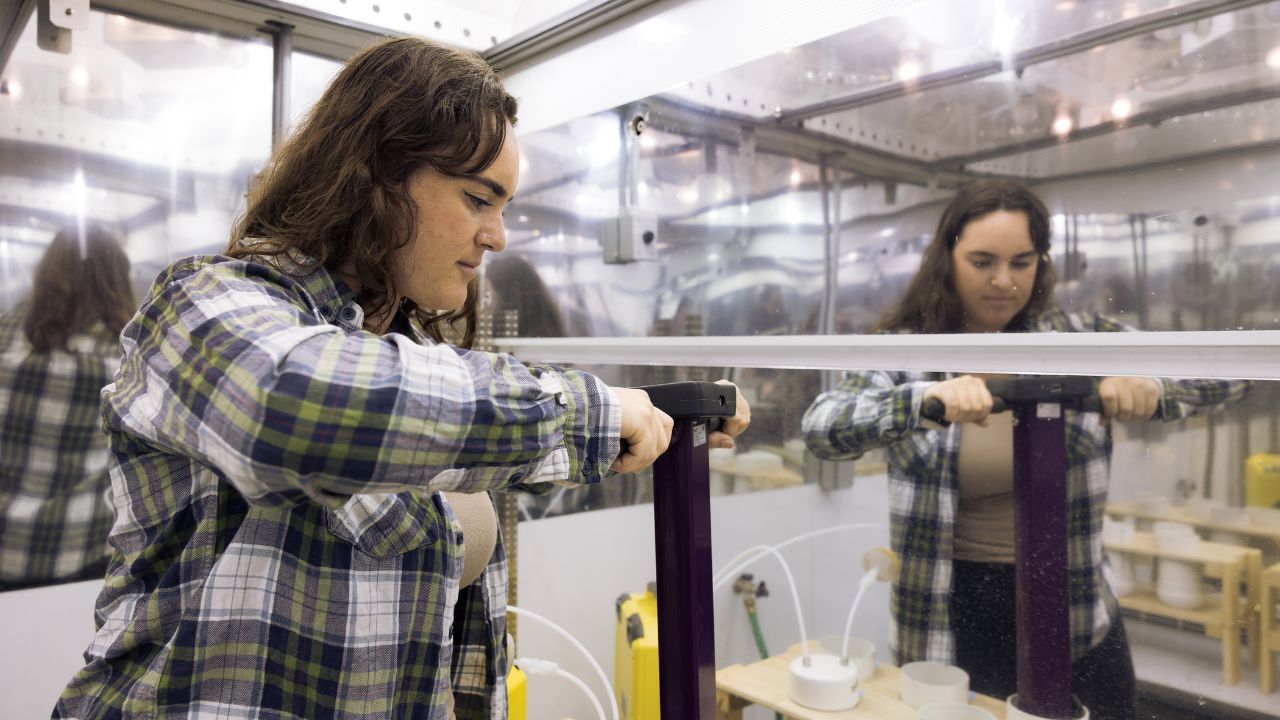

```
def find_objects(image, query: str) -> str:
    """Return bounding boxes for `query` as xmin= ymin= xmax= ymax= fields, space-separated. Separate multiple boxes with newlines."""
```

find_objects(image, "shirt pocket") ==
xmin=324 ymin=492 xmax=439 ymax=558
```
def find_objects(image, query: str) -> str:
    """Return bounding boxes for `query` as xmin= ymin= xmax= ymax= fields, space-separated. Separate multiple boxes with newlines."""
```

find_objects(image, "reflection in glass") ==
xmin=0 ymin=225 xmax=133 ymax=589
xmin=0 ymin=10 xmax=273 ymax=589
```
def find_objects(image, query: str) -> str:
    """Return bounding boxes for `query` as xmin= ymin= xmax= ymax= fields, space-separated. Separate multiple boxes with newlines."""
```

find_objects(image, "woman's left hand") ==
xmin=709 ymin=380 xmax=751 ymax=449
xmin=1098 ymin=377 xmax=1162 ymax=422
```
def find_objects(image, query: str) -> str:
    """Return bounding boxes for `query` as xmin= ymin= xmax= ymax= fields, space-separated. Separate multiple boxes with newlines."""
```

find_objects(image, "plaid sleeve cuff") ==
xmin=535 ymin=368 xmax=621 ymax=485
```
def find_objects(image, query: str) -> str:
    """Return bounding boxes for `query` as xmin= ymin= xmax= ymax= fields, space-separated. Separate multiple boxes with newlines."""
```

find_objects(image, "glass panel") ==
xmin=805 ymin=3 xmax=1280 ymax=166
xmin=661 ymin=0 xmax=1228 ymax=119
xmin=505 ymin=1 xmax=1280 ymax=341
xmin=515 ymin=367 xmax=1274 ymax=720
xmin=0 ymin=10 xmax=272 ymax=590
xmin=289 ymin=51 xmax=343 ymax=135
xmin=271 ymin=0 xmax=596 ymax=52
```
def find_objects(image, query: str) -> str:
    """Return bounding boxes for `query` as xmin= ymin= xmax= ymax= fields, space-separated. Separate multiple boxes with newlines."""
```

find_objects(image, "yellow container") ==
xmin=1246 ymin=453 xmax=1280 ymax=509
xmin=507 ymin=664 xmax=527 ymax=720
xmin=614 ymin=586 xmax=660 ymax=720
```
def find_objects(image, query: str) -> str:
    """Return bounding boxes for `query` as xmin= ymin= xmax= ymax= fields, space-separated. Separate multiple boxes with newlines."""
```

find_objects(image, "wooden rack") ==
xmin=1103 ymin=531 xmax=1262 ymax=686
xmin=1105 ymin=501 xmax=1280 ymax=551
xmin=1262 ymin=562 xmax=1280 ymax=694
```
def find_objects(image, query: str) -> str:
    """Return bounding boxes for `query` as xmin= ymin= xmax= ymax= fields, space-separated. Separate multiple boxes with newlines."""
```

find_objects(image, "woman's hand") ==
xmin=921 ymin=375 xmax=994 ymax=425
xmin=612 ymin=387 xmax=674 ymax=473
xmin=709 ymin=380 xmax=751 ymax=449
xmin=1098 ymin=377 xmax=1161 ymax=422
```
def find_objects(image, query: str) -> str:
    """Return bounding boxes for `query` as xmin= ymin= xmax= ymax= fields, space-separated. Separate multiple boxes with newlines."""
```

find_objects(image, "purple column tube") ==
xmin=1012 ymin=403 xmax=1075 ymax=718
xmin=652 ymin=421 xmax=717 ymax=720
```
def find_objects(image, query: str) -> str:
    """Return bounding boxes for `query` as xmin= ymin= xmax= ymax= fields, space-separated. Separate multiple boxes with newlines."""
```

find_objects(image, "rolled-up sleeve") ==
xmin=802 ymin=370 xmax=930 ymax=461
xmin=102 ymin=258 xmax=621 ymax=508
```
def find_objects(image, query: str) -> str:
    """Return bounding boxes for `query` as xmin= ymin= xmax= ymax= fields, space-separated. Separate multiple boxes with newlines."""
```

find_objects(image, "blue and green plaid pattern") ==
xmin=54 ymin=254 xmax=620 ymax=719
xmin=0 ymin=302 xmax=120 ymax=585
xmin=802 ymin=310 xmax=1249 ymax=666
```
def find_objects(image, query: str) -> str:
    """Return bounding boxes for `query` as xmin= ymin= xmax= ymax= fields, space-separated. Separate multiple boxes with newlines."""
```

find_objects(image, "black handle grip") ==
xmin=922 ymin=397 xmax=1005 ymax=423
xmin=922 ymin=394 xmax=1103 ymax=424
xmin=616 ymin=382 xmax=736 ymax=459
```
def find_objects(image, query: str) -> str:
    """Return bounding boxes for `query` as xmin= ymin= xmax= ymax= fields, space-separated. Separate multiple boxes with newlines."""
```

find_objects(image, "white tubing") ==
xmin=839 ymin=572 xmax=877 ymax=663
xmin=515 ymin=657 xmax=607 ymax=720
xmin=712 ymin=523 xmax=887 ymax=590
xmin=508 ymin=605 xmax=619 ymax=720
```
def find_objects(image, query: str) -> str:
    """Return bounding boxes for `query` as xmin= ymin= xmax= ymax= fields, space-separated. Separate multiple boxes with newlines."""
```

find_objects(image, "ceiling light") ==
xmin=789 ymin=169 xmax=802 ymax=186
xmin=70 ymin=66 xmax=89 ymax=87
xmin=1111 ymin=97 xmax=1132 ymax=120
xmin=639 ymin=134 xmax=657 ymax=149
xmin=898 ymin=62 xmax=921 ymax=82
xmin=1267 ymin=46 xmax=1280 ymax=70
xmin=1052 ymin=114 xmax=1073 ymax=136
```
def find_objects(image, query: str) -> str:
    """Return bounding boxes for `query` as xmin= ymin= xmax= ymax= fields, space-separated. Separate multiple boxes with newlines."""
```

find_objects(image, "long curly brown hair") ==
xmin=229 ymin=36 xmax=518 ymax=348
xmin=24 ymin=224 xmax=135 ymax=352
xmin=875 ymin=179 xmax=1057 ymax=334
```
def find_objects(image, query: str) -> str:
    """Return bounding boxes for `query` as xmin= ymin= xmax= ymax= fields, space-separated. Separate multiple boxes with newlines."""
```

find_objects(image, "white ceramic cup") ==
xmin=919 ymin=703 xmax=997 ymax=720
xmin=816 ymin=635 xmax=876 ymax=681
xmin=900 ymin=661 xmax=969 ymax=709
xmin=1106 ymin=551 xmax=1136 ymax=597
xmin=1156 ymin=558 xmax=1204 ymax=609
xmin=1153 ymin=523 xmax=1200 ymax=554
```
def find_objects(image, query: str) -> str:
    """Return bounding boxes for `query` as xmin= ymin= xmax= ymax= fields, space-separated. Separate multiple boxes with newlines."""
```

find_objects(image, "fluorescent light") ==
xmin=1111 ymin=97 xmax=1132 ymax=120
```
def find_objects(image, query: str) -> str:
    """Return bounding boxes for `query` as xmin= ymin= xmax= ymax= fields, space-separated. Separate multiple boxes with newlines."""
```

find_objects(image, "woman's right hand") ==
xmin=611 ymin=387 xmax=674 ymax=474
xmin=922 ymin=375 xmax=994 ymax=425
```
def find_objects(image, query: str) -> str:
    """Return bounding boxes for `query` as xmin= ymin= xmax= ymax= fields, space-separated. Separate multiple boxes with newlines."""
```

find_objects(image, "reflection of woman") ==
xmin=803 ymin=180 xmax=1247 ymax=718
xmin=0 ymin=225 xmax=134 ymax=589
xmin=484 ymin=253 xmax=568 ymax=337
xmin=55 ymin=38 xmax=753 ymax=720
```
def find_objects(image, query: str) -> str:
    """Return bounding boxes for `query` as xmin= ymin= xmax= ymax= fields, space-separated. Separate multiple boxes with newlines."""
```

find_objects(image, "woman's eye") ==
xmin=1011 ymin=261 xmax=1033 ymax=270
xmin=466 ymin=193 xmax=491 ymax=209
xmin=972 ymin=260 xmax=991 ymax=269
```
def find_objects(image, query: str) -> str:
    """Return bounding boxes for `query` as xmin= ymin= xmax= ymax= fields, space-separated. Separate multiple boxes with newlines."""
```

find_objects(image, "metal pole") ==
xmin=267 ymin=20 xmax=293 ymax=149
xmin=653 ymin=419 xmax=716 ymax=720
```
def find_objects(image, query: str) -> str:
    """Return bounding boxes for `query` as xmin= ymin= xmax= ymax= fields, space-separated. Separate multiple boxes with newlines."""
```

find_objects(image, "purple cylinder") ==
xmin=1011 ymin=403 xmax=1075 ymax=718
xmin=653 ymin=421 xmax=717 ymax=719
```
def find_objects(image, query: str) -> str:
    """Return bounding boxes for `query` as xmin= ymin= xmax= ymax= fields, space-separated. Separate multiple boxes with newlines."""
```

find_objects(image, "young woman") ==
xmin=802 ymin=180 xmax=1247 ymax=719
xmin=55 ymin=37 xmax=748 ymax=720
xmin=0 ymin=224 xmax=135 ymax=589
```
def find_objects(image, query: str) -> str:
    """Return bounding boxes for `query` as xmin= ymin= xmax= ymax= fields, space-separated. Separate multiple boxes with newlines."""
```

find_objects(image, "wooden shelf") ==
xmin=1106 ymin=501 xmax=1280 ymax=543
xmin=1117 ymin=588 xmax=1224 ymax=630
xmin=1105 ymin=532 xmax=1256 ymax=567
xmin=717 ymin=642 xmax=1007 ymax=720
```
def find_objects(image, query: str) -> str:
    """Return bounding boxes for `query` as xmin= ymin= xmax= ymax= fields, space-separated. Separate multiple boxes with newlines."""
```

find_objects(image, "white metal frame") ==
xmin=493 ymin=332 xmax=1280 ymax=380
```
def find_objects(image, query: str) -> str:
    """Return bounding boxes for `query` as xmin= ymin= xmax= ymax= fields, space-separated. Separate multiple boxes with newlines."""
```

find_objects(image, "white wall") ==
xmin=0 ymin=579 xmax=102 ymax=718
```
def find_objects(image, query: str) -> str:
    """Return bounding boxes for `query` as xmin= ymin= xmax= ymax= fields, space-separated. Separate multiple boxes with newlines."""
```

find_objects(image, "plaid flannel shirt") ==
xmin=0 ymin=302 xmax=119 ymax=585
xmin=802 ymin=310 xmax=1250 ymax=666
xmin=55 ymin=253 xmax=620 ymax=720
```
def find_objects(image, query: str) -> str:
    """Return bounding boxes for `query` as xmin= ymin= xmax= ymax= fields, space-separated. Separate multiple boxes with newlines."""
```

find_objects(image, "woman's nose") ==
xmin=479 ymin=223 xmax=506 ymax=252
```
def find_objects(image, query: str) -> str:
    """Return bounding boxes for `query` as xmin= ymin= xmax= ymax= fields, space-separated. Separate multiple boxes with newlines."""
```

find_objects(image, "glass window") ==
xmin=0 ymin=9 xmax=273 ymax=590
